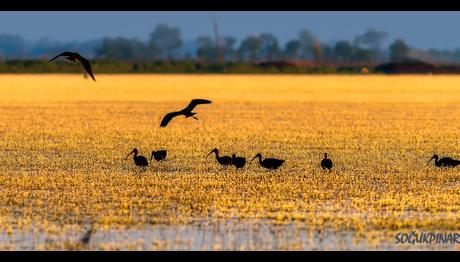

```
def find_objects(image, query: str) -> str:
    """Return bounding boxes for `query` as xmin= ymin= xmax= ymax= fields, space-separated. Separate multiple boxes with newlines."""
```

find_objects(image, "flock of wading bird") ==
xmin=49 ymin=52 xmax=460 ymax=173
xmin=125 ymin=98 xmax=291 ymax=171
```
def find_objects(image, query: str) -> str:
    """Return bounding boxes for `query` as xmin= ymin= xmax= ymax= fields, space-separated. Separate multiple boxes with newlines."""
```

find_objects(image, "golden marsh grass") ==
xmin=0 ymin=74 xmax=459 ymax=250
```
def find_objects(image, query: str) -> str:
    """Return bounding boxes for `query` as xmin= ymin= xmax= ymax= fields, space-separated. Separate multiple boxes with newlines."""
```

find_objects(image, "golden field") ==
xmin=0 ymin=74 xmax=459 ymax=250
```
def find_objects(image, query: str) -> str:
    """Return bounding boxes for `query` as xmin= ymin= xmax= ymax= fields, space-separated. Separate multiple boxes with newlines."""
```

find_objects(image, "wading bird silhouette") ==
xmin=49 ymin=52 xmax=96 ymax=81
xmin=151 ymin=150 xmax=167 ymax=162
xmin=321 ymin=153 xmax=333 ymax=170
xmin=80 ymin=224 xmax=93 ymax=246
xmin=160 ymin=99 xmax=212 ymax=127
xmin=206 ymin=148 xmax=232 ymax=167
xmin=232 ymin=154 xmax=246 ymax=169
xmin=126 ymin=148 xmax=148 ymax=168
xmin=251 ymin=153 xmax=285 ymax=170
xmin=427 ymin=154 xmax=460 ymax=168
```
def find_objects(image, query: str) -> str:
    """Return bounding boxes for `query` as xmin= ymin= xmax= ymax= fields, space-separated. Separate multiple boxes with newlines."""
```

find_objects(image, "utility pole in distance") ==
xmin=315 ymin=35 xmax=322 ymax=66
xmin=213 ymin=17 xmax=224 ymax=65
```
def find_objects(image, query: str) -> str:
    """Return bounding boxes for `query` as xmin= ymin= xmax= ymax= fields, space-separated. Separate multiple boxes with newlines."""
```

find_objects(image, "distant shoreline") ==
xmin=1 ymin=60 xmax=459 ymax=74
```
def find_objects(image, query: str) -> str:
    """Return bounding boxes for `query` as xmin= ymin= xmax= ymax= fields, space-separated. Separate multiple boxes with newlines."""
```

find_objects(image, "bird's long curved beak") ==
xmin=250 ymin=156 xmax=257 ymax=164
xmin=126 ymin=150 xmax=134 ymax=160
xmin=193 ymin=116 xmax=198 ymax=120
xmin=206 ymin=151 xmax=213 ymax=159
xmin=427 ymin=157 xmax=434 ymax=166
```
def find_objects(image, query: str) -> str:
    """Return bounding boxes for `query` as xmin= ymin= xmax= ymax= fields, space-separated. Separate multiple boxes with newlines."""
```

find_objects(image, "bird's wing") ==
xmin=160 ymin=111 xmax=182 ymax=127
xmin=74 ymin=54 xmax=96 ymax=81
xmin=48 ymin=52 xmax=73 ymax=62
xmin=183 ymin=99 xmax=212 ymax=112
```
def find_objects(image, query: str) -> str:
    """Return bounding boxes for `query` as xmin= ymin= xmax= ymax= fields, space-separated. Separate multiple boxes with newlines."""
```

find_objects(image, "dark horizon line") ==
xmin=4 ymin=32 xmax=460 ymax=53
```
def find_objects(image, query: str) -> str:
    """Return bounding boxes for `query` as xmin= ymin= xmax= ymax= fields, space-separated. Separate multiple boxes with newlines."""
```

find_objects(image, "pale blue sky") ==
xmin=0 ymin=11 xmax=459 ymax=49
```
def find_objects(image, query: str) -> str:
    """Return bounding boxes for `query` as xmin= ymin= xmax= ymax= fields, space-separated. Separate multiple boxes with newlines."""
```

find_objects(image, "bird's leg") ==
xmin=193 ymin=116 xmax=198 ymax=120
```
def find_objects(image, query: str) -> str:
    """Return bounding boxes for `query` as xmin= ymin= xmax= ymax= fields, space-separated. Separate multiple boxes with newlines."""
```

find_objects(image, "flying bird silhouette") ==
xmin=49 ymin=52 xmax=96 ymax=81
xmin=160 ymin=99 xmax=212 ymax=127
xmin=427 ymin=154 xmax=460 ymax=168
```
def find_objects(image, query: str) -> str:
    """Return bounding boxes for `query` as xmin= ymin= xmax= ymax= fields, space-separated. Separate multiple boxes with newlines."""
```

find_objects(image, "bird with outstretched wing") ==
xmin=160 ymin=99 xmax=212 ymax=127
xmin=49 ymin=52 xmax=96 ymax=81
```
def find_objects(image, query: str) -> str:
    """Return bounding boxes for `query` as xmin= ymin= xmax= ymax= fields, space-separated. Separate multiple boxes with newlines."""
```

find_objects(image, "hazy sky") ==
xmin=0 ymin=11 xmax=459 ymax=49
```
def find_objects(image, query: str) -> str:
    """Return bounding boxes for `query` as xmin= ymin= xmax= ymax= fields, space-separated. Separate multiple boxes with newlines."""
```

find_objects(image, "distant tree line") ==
xmin=96 ymin=26 xmax=406 ymax=64
xmin=2 ymin=23 xmax=460 ymax=65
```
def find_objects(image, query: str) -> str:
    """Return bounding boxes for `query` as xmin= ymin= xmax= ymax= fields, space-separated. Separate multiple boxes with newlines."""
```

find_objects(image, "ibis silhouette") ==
xmin=251 ymin=153 xmax=285 ymax=170
xmin=126 ymin=148 xmax=148 ymax=168
xmin=151 ymin=150 xmax=167 ymax=162
xmin=80 ymin=224 xmax=93 ymax=246
xmin=232 ymin=154 xmax=246 ymax=169
xmin=160 ymin=99 xmax=212 ymax=127
xmin=321 ymin=153 xmax=333 ymax=170
xmin=427 ymin=154 xmax=460 ymax=168
xmin=49 ymin=52 xmax=96 ymax=81
xmin=206 ymin=148 xmax=232 ymax=167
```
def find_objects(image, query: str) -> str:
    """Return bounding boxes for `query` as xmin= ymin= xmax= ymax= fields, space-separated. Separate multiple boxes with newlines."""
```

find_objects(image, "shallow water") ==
xmin=0 ymin=219 xmax=457 ymax=250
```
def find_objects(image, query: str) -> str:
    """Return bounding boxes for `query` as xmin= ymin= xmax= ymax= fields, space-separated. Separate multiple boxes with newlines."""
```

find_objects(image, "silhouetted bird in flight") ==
xmin=321 ymin=153 xmax=333 ymax=170
xmin=151 ymin=150 xmax=167 ymax=162
xmin=80 ymin=224 xmax=93 ymax=246
xmin=206 ymin=148 xmax=232 ymax=167
xmin=160 ymin=99 xmax=212 ymax=127
xmin=427 ymin=154 xmax=460 ymax=168
xmin=126 ymin=148 xmax=148 ymax=168
xmin=232 ymin=154 xmax=246 ymax=169
xmin=49 ymin=52 xmax=96 ymax=81
xmin=251 ymin=153 xmax=285 ymax=170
